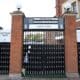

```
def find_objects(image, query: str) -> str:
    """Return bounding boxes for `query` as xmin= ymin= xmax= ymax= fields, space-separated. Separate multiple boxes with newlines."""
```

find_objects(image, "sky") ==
xmin=0 ymin=0 xmax=56 ymax=32
xmin=0 ymin=0 xmax=80 ymax=42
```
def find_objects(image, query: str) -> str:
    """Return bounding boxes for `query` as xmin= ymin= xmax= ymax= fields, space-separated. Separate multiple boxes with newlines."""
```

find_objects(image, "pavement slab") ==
xmin=0 ymin=75 xmax=80 ymax=80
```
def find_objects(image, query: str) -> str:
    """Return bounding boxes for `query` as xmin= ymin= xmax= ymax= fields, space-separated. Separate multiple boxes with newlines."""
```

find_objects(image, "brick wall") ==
xmin=76 ymin=21 xmax=80 ymax=28
xmin=44 ymin=31 xmax=55 ymax=44
xmin=56 ymin=0 xmax=65 ymax=16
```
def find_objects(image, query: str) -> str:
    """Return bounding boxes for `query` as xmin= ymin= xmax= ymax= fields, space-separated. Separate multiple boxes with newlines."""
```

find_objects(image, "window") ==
xmin=78 ymin=0 xmax=80 ymax=18
xmin=72 ymin=2 xmax=77 ymax=13
xmin=76 ymin=30 xmax=80 ymax=42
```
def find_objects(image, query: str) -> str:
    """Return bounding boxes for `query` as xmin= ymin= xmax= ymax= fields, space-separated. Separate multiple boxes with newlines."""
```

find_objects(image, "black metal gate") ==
xmin=22 ymin=17 xmax=65 ymax=77
xmin=23 ymin=30 xmax=65 ymax=77
xmin=0 ymin=43 xmax=10 ymax=75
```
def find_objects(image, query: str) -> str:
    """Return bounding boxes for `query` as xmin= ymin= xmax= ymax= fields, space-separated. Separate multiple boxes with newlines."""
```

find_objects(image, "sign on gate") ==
xmin=24 ymin=17 xmax=64 ymax=30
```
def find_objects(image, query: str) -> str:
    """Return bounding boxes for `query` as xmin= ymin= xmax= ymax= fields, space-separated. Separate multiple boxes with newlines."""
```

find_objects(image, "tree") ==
xmin=24 ymin=33 xmax=43 ymax=42
xmin=0 ymin=26 xmax=3 ymax=30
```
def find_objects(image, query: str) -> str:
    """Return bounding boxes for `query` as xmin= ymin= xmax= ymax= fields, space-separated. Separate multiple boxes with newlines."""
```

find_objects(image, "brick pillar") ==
xmin=9 ymin=10 xmax=24 ymax=77
xmin=63 ymin=13 xmax=79 ymax=77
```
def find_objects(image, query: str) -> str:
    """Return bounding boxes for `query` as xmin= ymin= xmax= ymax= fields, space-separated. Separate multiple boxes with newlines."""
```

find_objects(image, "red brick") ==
xmin=64 ymin=14 xmax=78 ymax=73
xmin=56 ymin=0 xmax=65 ymax=16
xmin=9 ymin=11 xmax=24 ymax=74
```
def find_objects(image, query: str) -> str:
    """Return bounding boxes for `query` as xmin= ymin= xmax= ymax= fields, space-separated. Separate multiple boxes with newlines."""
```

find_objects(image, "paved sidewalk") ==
xmin=0 ymin=75 xmax=80 ymax=80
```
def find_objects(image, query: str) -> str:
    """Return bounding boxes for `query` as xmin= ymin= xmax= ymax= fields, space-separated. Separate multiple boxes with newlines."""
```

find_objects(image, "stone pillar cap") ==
xmin=10 ymin=10 xmax=24 ymax=16
xmin=62 ymin=12 xmax=77 ymax=17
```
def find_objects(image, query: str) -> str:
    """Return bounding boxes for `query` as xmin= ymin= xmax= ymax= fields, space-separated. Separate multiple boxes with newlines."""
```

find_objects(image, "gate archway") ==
xmin=22 ymin=17 xmax=65 ymax=77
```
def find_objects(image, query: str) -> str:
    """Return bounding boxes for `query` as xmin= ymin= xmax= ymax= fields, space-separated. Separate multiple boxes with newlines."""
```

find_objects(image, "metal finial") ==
xmin=17 ymin=7 xmax=21 ymax=11
xmin=16 ymin=4 xmax=22 ymax=11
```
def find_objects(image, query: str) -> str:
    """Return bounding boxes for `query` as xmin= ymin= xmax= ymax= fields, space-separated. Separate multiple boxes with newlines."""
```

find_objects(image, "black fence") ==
xmin=23 ymin=30 xmax=65 ymax=77
xmin=77 ymin=43 xmax=80 ymax=74
xmin=0 ymin=43 xmax=10 ymax=75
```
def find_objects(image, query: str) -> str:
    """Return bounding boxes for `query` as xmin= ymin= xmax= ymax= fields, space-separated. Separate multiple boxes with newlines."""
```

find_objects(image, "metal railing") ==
xmin=0 ymin=43 xmax=10 ymax=75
